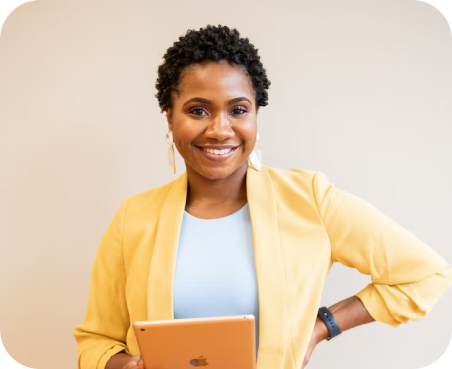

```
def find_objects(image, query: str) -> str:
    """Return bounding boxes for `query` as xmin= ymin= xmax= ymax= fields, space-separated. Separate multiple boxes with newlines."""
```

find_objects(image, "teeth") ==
xmin=203 ymin=147 xmax=233 ymax=155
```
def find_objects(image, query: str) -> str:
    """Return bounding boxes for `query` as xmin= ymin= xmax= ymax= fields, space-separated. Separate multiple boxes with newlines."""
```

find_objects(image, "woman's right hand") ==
xmin=122 ymin=354 xmax=144 ymax=369
xmin=106 ymin=351 xmax=145 ymax=369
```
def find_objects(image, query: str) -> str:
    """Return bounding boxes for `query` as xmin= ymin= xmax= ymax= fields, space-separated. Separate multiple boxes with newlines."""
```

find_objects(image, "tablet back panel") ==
xmin=133 ymin=315 xmax=256 ymax=369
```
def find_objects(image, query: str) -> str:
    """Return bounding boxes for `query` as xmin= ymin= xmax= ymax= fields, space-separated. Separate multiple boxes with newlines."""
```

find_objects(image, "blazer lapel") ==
xmin=247 ymin=165 xmax=288 ymax=369
xmin=147 ymin=169 xmax=188 ymax=320
xmin=146 ymin=164 xmax=288 ymax=369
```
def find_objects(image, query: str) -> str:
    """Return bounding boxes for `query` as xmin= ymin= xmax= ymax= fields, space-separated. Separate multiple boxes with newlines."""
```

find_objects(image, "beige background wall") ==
xmin=1 ymin=0 xmax=451 ymax=368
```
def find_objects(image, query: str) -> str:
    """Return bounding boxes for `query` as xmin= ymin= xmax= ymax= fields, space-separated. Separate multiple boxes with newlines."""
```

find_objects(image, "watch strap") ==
xmin=318 ymin=306 xmax=342 ymax=341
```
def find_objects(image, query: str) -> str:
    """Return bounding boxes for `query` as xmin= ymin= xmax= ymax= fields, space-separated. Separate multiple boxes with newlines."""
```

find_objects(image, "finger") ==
xmin=123 ymin=355 xmax=141 ymax=369
xmin=301 ymin=356 xmax=310 ymax=369
xmin=138 ymin=358 xmax=144 ymax=369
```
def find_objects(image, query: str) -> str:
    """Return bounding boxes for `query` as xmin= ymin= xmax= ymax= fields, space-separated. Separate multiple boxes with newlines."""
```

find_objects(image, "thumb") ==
xmin=137 ymin=357 xmax=144 ymax=369
xmin=128 ymin=355 xmax=141 ymax=367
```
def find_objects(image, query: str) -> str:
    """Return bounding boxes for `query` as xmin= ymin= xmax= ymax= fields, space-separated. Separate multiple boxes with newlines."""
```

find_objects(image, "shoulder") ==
xmin=122 ymin=178 xmax=178 ymax=216
xmin=263 ymin=165 xmax=336 ymax=202
xmin=263 ymin=164 xmax=319 ymax=189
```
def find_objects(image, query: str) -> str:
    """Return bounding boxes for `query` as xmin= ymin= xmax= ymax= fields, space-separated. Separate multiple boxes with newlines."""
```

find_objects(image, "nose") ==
xmin=204 ymin=113 xmax=235 ymax=141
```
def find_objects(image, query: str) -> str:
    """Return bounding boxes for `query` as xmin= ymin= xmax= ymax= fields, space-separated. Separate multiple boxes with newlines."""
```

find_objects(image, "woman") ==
xmin=73 ymin=25 xmax=452 ymax=369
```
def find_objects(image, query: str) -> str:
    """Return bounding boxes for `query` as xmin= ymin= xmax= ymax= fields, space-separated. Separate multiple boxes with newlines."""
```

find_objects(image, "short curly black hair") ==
xmin=155 ymin=24 xmax=271 ymax=114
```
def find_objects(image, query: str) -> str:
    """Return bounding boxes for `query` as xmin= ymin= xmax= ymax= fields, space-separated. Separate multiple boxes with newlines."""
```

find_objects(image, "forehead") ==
xmin=177 ymin=61 xmax=254 ymax=98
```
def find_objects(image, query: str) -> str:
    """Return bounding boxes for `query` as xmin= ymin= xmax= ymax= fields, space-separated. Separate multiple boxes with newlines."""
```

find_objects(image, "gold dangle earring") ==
xmin=166 ymin=130 xmax=176 ymax=174
xmin=247 ymin=130 xmax=261 ymax=171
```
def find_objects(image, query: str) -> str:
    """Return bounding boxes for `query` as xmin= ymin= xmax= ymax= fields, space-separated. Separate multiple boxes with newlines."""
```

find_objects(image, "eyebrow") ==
xmin=182 ymin=96 xmax=252 ymax=107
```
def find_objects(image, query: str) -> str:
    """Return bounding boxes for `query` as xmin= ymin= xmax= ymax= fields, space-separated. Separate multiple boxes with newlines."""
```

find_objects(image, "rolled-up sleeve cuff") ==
xmin=354 ymin=283 xmax=401 ymax=328
xmin=98 ymin=344 xmax=129 ymax=369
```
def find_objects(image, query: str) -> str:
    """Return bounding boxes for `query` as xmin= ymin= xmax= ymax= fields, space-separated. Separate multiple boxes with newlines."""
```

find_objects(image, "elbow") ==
xmin=406 ymin=263 xmax=452 ymax=321
xmin=438 ymin=263 xmax=452 ymax=291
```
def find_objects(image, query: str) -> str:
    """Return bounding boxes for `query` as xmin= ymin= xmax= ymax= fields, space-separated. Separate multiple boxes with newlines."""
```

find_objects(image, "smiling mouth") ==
xmin=195 ymin=145 xmax=241 ymax=160
xmin=197 ymin=146 xmax=240 ymax=155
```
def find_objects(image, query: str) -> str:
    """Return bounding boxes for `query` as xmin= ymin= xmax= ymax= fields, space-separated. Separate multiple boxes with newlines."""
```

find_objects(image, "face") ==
xmin=166 ymin=60 xmax=258 ymax=181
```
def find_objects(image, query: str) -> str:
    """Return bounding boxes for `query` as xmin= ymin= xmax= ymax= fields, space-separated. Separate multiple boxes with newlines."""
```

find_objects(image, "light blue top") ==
xmin=173 ymin=203 xmax=260 ymax=358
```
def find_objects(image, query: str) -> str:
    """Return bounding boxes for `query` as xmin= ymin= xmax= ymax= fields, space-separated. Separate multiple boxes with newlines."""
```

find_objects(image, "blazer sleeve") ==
xmin=73 ymin=198 xmax=131 ymax=369
xmin=312 ymin=171 xmax=452 ymax=328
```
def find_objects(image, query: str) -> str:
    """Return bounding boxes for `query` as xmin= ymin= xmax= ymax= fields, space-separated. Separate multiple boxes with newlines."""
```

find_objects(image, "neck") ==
xmin=185 ymin=162 xmax=248 ymax=208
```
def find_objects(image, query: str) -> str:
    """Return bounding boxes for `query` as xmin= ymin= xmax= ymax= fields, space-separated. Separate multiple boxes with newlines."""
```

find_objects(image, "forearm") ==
xmin=314 ymin=296 xmax=375 ymax=342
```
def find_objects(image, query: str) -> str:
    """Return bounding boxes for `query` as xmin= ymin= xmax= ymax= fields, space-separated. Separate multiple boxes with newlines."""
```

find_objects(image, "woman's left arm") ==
xmin=311 ymin=171 xmax=452 ymax=328
xmin=301 ymin=171 xmax=452 ymax=368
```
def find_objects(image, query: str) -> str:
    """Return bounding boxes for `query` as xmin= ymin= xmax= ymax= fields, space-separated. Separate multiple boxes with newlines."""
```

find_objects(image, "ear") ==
xmin=165 ymin=108 xmax=172 ymax=131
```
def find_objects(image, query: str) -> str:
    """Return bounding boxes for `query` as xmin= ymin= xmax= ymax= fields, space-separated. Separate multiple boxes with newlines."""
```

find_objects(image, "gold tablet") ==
xmin=133 ymin=314 xmax=256 ymax=369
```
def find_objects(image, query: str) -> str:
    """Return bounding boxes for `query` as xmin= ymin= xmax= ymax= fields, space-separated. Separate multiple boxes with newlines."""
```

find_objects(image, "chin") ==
xmin=200 ymin=161 xmax=248 ymax=180
xmin=199 ymin=166 xmax=234 ymax=180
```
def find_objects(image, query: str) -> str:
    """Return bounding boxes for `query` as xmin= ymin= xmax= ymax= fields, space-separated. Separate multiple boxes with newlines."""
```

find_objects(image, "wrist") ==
xmin=105 ymin=352 xmax=132 ymax=369
xmin=314 ymin=316 xmax=330 ymax=343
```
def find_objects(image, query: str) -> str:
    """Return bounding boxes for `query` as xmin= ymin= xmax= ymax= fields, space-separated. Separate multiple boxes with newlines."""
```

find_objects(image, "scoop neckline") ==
xmin=184 ymin=203 xmax=248 ymax=221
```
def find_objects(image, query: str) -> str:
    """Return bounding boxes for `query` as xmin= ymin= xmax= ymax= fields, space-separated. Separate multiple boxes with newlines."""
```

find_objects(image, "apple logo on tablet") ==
xmin=190 ymin=355 xmax=209 ymax=366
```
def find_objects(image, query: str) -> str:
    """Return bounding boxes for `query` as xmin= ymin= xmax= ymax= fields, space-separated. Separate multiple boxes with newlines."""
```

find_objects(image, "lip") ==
xmin=196 ymin=145 xmax=241 ymax=162
xmin=196 ymin=145 xmax=241 ymax=149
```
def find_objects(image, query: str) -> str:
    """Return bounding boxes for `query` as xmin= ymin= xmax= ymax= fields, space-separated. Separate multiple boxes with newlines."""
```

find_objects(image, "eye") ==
xmin=188 ymin=106 xmax=208 ymax=116
xmin=231 ymin=106 xmax=248 ymax=115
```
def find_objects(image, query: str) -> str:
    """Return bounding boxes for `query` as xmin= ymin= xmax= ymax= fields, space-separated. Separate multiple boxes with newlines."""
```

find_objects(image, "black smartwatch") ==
xmin=318 ymin=307 xmax=342 ymax=341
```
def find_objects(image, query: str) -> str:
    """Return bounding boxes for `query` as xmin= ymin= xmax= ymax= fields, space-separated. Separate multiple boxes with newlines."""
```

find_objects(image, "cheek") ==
xmin=239 ymin=119 xmax=257 ymax=136
xmin=173 ymin=125 xmax=197 ymax=147
xmin=237 ymin=125 xmax=257 ymax=146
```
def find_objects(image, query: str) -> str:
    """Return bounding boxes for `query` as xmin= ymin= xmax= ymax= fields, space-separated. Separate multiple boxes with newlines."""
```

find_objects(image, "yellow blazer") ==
xmin=73 ymin=164 xmax=452 ymax=369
